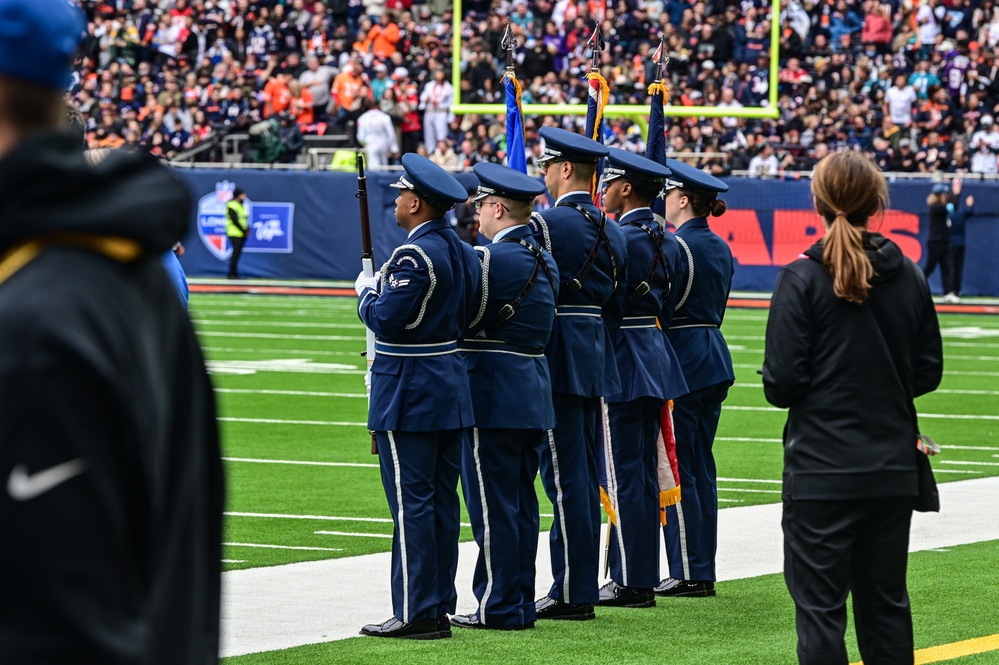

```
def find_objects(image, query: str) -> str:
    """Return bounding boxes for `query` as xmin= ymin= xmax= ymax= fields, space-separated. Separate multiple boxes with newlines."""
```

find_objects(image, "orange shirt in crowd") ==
xmin=290 ymin=87 xmax=315 ymax=125
xmin=263 ymin=77 xmax=291 ymax=117
xmin=332 ymin=70 xmax=365 ymax=110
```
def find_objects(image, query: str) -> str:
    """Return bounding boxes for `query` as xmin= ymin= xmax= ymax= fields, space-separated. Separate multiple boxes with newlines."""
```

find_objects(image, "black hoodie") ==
xmin=762 ymin=233 xmax=943 ymax=500
xmin=0 ymin=133 xmax=223 ymax=664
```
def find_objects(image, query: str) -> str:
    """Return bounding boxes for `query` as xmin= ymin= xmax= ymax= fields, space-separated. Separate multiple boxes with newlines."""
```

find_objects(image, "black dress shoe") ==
xmin=437 ymin=613 xmax=452 ymax=639
xmin=359 ymin=616 xmax=444 ymax=639
xmin=654 ymin=578 xmax=716 ymax=597
xmin=598 ymin=581 xmax=656 ymax=608
xmin=535 ymin=596 xmax=596 ymax=621
xmin=449 ymin=614 xmax=534 ymax=630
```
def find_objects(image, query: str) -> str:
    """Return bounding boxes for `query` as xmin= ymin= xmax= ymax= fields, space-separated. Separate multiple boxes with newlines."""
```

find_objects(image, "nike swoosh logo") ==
xmin=7 ymin=459 xmax=88 ymax=501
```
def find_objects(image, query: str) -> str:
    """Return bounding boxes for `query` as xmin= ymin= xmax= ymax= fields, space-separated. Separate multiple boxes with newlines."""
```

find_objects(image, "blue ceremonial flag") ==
xmin=504 ymin=73 xmax=527 ymax=174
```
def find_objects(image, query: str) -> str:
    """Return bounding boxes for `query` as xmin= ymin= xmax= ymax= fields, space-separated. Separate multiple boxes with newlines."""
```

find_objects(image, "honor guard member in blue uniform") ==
xmin=597 ymin=149 xmax=688 ymax=608
xmin=355 ymin=153 xmax=482 ymax=639
xmin=449 ymin=162 xmax=559 ymax=632
xmin=656 ymin=159 xmax=735 ymax=598
xmin=530 ymin=127 xmax=628 ymax=620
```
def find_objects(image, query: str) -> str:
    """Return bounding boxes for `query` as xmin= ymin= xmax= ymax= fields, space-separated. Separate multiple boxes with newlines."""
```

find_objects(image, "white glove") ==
xmin=355 ymin=270 xmax=380 ymax=295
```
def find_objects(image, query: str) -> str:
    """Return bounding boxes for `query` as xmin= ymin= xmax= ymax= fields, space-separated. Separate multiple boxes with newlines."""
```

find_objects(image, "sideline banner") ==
xmin=174 ymin=170 xmax=999 ymax=296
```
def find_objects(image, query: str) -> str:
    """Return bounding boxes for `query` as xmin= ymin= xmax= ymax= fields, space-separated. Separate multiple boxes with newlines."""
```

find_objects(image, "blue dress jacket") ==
xmin=462 ymin=225 xmax=560 ymax=429
xmin=666 ymin=216 xmax=736 ymax=393
xmin=358 ymin=218 xmax=482 ymax=431
xmin=607 ymin=207 xmax=688 ymax=403
xmin=530 ymin=191 xmax=629 ymax=397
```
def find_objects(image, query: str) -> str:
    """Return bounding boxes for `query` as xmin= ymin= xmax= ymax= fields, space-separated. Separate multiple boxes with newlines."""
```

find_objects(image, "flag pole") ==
xmin=501 ymin=19 xmax=528 ymax=174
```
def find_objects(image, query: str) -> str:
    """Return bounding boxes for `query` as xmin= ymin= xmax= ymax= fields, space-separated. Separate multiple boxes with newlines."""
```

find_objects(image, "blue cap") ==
xmin=537 ymin=127 xmax=609 ymax=168
xmin=390 ymin=153 xmax=470 ymax=211
xmin=0 ymin=0 xmax=85 ymax=90
xmin=472 ymin=162 xmax=546 ymax=202
xmin=930 ymin=182 xmax=949 ymax=195
xmin=664 ymin=158 xmax=729 ymax=194
xmin=603 ymin=147 xmax=672 ymax=186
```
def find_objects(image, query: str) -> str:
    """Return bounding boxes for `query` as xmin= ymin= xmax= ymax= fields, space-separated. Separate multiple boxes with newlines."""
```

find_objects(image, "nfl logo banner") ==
xmin=197 ymin=181 xmax=294 ymax=259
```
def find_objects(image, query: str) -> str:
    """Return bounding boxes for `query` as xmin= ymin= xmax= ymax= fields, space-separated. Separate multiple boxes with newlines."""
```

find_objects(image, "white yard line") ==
xmin=219 ymin=418 xmax=368 ymax=427
xmin=223 ymin=458 xmax=377 ymax=468
xmin=723 ymin=406 xmax=999 ymax=421
xmin=224 ymin=543 xmax=344 ymax=552
xmin=227 ymin=512 xmax=390 ymax=522
xmin=220 ymin=476 xmax=999 ymax=658
xmin=216 ymin=389 xmax=366 ymax=398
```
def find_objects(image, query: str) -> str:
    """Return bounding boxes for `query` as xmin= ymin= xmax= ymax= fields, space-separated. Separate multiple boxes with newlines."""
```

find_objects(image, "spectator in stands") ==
xmin=748 ymin=141 xmax=781 ymax=176
xmin=331 ymin=60 xmax=368 ymax=130
xmin=420 ymin=68 xmax=454 ymax=155
xmin=356 ymin=98 xmax=398 ymax=168
xmin=885 ymin=73 xmax=918 ymax=129
xmin=430 ymin=139 xmax=459 ymax=169
xmin=299 ymin=55 xmax=336 ymax=119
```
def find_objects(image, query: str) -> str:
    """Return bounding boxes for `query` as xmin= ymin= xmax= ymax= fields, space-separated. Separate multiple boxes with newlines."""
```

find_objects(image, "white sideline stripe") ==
xmin=718 ymin=436 xmax=783 ymax=443
xmin=723 ymin=406 xmax=999 ymax=421
xmin=223 ymin=457 xmax=378 ymax=468
xmin=718 ymin=477 xmax=781 ymax=484
xmin=719 ymin=498 xmax=745 ymax=503
xmin=219 ymin=418 xmax=368 ymax=427
xmin=314 ymin=531 xmax=392 ymax=539
xmin=224 ymin=542 xmax=344 ymax=552
xmin=194 ymin=319 xmax=367 ymax=330
xmin=941 ymin=460 xmax=999 ymax=467
xmin=198 ymin=331 xmax=364 ymax=341
xmin=933 ymin=469 xmax=983 ymax=474
xmin=227 ymin=512 xmax=390 ymax=523
xmin=729 ymin=384 xmax=999 ymax=397
xmin=948 ymin=445 xmax=999 ymax=451
xmin=216 ymin=389 xmax=366 ymax=398
xmin=223 ymin=560 xmax=247 ymax=564
xmin=719 ymin=487 xmax=781 ymax=494
xmin=204 ymin=347 xmax=364 ymax=358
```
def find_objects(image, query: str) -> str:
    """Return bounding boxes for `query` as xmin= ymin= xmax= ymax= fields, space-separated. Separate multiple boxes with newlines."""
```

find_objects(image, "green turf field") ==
xmin=223 ymin=540 xmax=999 ymax=665
xmin=189 ymin=295 xmax=999 ymax=571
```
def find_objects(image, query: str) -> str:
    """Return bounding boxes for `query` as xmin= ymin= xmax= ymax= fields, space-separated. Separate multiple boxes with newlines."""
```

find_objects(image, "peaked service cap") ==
xmin=537 ymin=127 xmax=609 ymax=167
xmin=472 ymin=162 xmax=546 ymax=202
xmin=603 ymin=147 xmax=672 ymax=185
xmin=390 ymin=153 xmax=470 ymax=211
xmin=664 ymin=158 xmax=729 ymax=194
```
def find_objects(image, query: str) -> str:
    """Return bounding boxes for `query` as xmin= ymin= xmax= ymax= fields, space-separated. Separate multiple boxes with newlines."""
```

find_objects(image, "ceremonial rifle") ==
xmin=356 ymin=152 xmax=378 ymax=455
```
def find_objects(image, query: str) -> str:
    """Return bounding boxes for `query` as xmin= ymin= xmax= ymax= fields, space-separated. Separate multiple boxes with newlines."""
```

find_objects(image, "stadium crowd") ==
xmin=74 ymin=0 xmax=999 ymax=174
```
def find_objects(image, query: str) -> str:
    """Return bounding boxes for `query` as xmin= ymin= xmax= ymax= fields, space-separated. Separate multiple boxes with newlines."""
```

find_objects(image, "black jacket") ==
xmin=0 ymin=133 xmax=223 ymax=664
xmin=762 ymin=233 xmax=942 ymax=500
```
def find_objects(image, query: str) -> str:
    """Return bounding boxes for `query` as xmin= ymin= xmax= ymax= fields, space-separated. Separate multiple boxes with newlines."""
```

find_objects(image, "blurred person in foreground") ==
xmin=0 ymin=0 xmax=223 ymax=662
xmin=763 ymin=152 xmax=942 ymax=665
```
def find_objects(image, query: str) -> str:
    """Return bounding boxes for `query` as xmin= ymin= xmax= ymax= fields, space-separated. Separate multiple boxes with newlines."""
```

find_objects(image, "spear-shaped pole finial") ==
xmin=587 ymin=24 xmax=604 ymax=73
xmin=653 ymin=33 xmax=669 ymax=83
xmin=501 ymin=18 xmax=517 ymax=72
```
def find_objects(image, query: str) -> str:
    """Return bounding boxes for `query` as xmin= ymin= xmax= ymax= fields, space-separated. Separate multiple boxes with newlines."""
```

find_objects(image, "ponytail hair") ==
xmin=685 ymin=190 xmax=727 ymax=218
xmin=811 ymin=152 xmax=889 ymax=305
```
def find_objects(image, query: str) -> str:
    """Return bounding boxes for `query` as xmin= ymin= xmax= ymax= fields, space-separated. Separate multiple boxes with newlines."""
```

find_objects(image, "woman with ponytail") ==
xmin=762 ymin=152 xmax=943 ymax=664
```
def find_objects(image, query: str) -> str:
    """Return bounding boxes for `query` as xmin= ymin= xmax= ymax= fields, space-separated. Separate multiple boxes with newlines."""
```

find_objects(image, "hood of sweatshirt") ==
xmin=802 ymin=231 xmax=905 ymax=284
xmin=0 ymin=131 xmax=190 ymax=255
